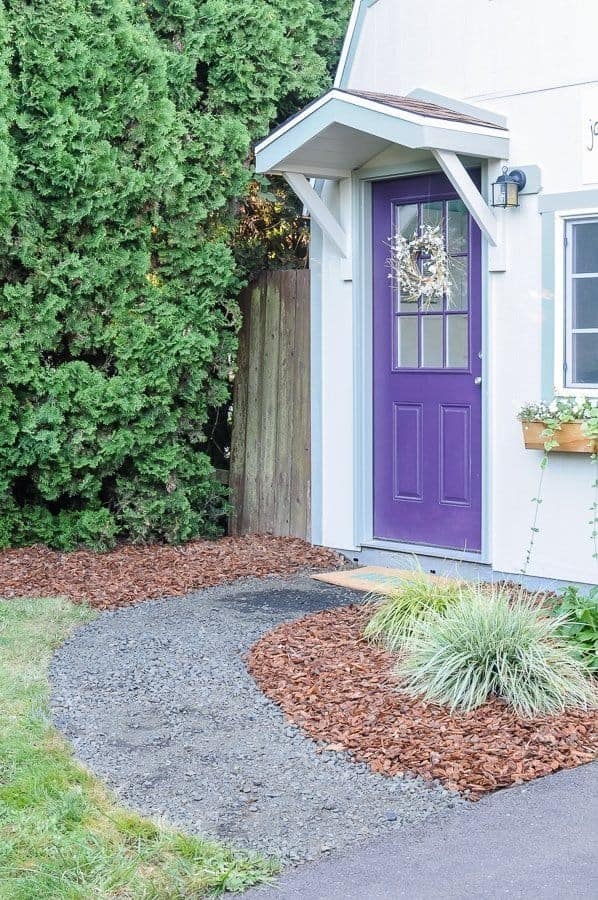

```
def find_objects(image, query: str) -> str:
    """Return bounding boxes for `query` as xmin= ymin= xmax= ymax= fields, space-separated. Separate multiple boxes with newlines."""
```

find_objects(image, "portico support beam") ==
xmin=283 ymin=172 xmax=349 ymax=258
xmin=432 ymin=149 xmax=499 ymax=247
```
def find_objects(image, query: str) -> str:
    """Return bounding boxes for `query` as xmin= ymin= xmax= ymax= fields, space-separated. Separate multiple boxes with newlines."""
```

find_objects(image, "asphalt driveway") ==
xmin=247 ymin=762 xmax=597 ymax=899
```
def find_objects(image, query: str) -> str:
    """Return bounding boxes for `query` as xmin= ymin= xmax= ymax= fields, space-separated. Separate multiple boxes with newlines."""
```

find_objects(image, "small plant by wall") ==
xmin=551 ymin=586 xmax=598 ymax=673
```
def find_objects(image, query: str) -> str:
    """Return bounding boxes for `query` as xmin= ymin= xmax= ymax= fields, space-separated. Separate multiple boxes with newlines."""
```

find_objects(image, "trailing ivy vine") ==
xmin=589 ymin=450 xmax=598 ymax=563
xmin=519 ymin=398 xmax=598 ymax=571
xmin=522 ymin=450 xmax=549 ymax=576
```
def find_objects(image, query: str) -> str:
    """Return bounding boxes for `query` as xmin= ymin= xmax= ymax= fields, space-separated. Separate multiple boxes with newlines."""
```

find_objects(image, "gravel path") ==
xmin=50 ymin=576 xmax=463 ymax=865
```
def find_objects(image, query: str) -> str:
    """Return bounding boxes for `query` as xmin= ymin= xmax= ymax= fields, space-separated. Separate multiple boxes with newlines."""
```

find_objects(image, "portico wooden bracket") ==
xmin=432 ymin=149 xmax=499 ymax=247
xmin=283 ymin=172 xmax=349 ymax=258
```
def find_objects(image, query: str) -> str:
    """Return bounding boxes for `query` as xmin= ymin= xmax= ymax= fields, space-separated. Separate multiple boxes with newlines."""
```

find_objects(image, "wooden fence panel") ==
xmin=230 ymin=270 xmax=310 ymax=540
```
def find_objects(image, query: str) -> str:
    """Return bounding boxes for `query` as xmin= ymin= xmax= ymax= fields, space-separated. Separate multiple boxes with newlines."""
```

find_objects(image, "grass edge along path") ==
xmin=0 ymin=597 xmax=278 ymax=899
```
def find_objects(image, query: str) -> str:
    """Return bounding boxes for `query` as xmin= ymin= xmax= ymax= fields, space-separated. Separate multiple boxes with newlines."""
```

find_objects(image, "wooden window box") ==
xmin=521 ymin=420 xmax=597 ymax=454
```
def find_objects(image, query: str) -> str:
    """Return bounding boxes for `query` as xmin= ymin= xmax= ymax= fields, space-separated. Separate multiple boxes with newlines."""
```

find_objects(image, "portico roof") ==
xmin=255 ymin=88 xmax=509 ymax=179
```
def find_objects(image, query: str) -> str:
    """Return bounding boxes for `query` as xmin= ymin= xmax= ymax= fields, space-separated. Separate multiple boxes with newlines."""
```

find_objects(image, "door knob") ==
xmin=474 ymin=376 xmax=482 ymax=386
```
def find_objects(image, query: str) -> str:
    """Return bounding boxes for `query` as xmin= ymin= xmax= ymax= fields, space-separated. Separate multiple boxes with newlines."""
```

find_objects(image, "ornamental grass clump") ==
xmin=395 ymin=585 xmax=597 ymax=718
xmin=363 ymin=570 xmax=464 ymax=651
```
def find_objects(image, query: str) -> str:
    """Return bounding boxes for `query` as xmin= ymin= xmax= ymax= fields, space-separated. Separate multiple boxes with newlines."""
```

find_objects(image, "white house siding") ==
xmin=315 ymin=0 xmax=598 ymax=584
xmin=317 ymin=179 xmax=357 ymax=551
xmin=348 ymin=0 xmax=598 ymax=102
xmin=487 ymin=85 xmax=597 ymax=585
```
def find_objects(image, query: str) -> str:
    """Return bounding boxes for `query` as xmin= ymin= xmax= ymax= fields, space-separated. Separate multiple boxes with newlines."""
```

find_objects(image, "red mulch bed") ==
xmin=0 ymin=535 xmax=343 ymax=610
xmin=248 ymin=605 xmax=598 ymax=800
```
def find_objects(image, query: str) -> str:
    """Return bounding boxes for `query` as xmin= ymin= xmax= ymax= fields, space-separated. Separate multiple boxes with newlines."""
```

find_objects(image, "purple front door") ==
xmin=373 ymin=172 xmax=482 ymax=552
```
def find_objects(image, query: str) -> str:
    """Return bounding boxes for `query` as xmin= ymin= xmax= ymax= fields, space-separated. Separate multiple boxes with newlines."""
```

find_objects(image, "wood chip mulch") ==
xmin=0 ymin=535 xmax=344 ymax=610
xmin=248 ymin=605 xmax=598 ymax=800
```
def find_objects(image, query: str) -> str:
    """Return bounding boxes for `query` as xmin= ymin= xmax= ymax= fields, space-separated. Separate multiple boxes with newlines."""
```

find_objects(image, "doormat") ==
xmin=312 ymin=566 xmax=460 ymax=595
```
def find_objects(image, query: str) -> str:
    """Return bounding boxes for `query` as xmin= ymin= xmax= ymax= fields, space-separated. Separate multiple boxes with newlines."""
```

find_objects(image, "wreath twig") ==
xmin=387 ymin=224 xmax=452 ymax=309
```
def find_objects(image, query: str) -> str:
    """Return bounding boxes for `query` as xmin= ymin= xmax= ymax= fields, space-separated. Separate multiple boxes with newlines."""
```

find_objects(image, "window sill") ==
xmin=553 ymin=387 xmax=598 ymax=399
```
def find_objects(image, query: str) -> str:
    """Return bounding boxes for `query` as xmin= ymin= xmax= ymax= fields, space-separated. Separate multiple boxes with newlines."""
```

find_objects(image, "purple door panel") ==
xmin=372 ymin=172 xmax=482 ymax=552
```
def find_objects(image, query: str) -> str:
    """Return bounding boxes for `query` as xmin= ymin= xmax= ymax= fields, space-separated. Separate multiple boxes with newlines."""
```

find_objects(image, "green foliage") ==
xmin=584 ymin=408 xmax=598 ymax=441
xmin=234 ymin=177 xmax=309 ymax=283
xmin=551 ymin=586 xmax=598 ymax=673
xmin=518 ymin=396 xmax=598 ymax=444
xmin=0 ymin=3 xmax=14 ymax=232
xmin=233 ymin=0 xmax=353 ymax=275
xmin=363 ymin=570 xmax=464 ymax=651
xmin=0 ymin=0 xmax=351 ymax=549
xmin=0 ymin=597 xmax=277 ymax=896
xmin=394 ymin=585 xmax=597 ymax=717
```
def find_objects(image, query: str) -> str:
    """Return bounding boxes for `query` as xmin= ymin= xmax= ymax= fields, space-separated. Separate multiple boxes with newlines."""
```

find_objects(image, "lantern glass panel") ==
xmin=493 ymin=180 xmax=507 ymax=207
xmin=506 ymin=180 xmax=519 ymax=207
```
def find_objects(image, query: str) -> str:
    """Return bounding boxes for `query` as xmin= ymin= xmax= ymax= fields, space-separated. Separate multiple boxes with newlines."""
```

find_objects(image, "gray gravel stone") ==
xmin=49 ymin=575 xmax=463 ymax=865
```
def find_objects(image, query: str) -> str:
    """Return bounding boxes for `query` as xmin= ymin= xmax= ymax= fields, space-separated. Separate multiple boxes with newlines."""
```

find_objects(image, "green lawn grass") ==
xmin=0 ymin=598 xmax=277 ymax=899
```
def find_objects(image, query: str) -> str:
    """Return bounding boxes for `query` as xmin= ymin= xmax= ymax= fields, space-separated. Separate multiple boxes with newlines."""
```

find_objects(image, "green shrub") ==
xmin=363 ymin=570 xmax=464 ymax=651
xmin=551 ymin=586 xmax=598 ymax=673
xmin=395 ymin=586 xmax=597 ymax=717
xmin=0 ymin=0 xmax=351 ymax=550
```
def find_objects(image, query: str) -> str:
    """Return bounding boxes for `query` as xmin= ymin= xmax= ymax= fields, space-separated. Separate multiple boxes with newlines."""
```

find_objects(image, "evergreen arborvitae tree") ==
xmin=0 ymin=0 xmax=351 ymax=550
xmin=0 ymin=3 xmax=13 ymax=227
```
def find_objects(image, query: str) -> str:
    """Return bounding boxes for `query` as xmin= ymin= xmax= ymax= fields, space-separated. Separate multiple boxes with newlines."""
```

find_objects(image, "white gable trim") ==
xmin=334 ymin=1 xmax=377 ymax=89
xmin=334 ymin=0 xmax=361 ymax=89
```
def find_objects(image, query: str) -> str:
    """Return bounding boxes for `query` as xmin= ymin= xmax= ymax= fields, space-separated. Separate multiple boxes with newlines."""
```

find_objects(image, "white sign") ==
xmin=582 ymin=85 xmax=598 ymax=184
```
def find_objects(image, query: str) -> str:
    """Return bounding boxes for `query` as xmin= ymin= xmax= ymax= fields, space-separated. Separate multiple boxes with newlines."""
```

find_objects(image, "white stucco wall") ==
xmin=349 ymin=0 xmax=598 ymax=102
xmin=314 ymin=0 xmax=598 ymax=585
xmin=486 ymin=85 xmax=598 ymax=584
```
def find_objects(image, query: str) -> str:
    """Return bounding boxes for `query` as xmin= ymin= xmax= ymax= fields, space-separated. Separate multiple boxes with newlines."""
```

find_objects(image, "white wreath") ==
xmin=387 ymin=224 xmax=452 ymax=309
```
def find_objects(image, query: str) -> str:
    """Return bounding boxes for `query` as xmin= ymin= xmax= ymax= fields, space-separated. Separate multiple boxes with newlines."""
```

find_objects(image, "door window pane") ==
xmin=573 ymin=277 xmax=598 ymax=328
xmin=420 ymin=256 xmax=442 ymax=310
xmin=421 ymin=201 xmax=443 ymax=230
xmin=573 ymin=221 xmax=598 ymax=273
xmin=446 ymin=315 xmax=469 ymax=368
xmin=447 ymin=199 xmax=468 ymax=252
xmin=396 ymin=203 xmax=418 ymax=240
xmin=399 ymin=289 xmax=420 ymax=311
xmin=421 ymin=315 xmax=443 ymax=367
xmin=572 ymin=332 xmax=598 ymax=383
xmin=398 ymin=275 xmax=420 ymax=311
xmin=396 ymin=316 xmax=418 ymax=367
xmin=448 ymin=256 xmax=468 ymax=310
xmin=395 ymin=204 xmax=419 ymax=310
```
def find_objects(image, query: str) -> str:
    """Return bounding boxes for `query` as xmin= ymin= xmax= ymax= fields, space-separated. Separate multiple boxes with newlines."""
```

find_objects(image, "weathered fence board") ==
xmin=230 ymin=270 xmax=310 ymax=539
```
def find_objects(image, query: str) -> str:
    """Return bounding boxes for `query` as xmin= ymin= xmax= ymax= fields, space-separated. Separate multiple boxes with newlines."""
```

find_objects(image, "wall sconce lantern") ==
xmin=491 ymin=167 xmax=527 ymax=208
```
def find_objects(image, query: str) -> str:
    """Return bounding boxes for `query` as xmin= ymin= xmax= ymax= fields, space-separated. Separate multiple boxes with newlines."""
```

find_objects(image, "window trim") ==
xmin=553 ymin=208 xmax=598 ymax=396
